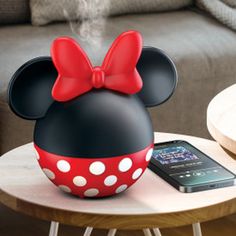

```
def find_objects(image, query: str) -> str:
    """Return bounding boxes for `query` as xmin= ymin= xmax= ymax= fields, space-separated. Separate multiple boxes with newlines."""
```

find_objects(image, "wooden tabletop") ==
xmin=207 ymin=84 xmax=236 ymax=156
xmin=0 ymin=133 xmax=236 ymax=230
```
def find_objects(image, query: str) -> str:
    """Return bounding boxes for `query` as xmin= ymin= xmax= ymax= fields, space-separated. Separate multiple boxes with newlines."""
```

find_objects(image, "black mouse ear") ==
xmin=136 ymin=47 xmax=178 ymax=107
xmin=8 ymin=57 xmax=58 ymax=120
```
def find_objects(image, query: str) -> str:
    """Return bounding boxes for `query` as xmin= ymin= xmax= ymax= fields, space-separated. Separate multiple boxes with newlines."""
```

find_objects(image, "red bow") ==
xmin=50 ymin=31 xmax=143 ymax=102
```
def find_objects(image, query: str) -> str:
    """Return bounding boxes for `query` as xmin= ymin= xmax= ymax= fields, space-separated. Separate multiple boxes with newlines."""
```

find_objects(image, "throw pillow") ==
xmin=30 ymin=0 xmax=193 ymax=26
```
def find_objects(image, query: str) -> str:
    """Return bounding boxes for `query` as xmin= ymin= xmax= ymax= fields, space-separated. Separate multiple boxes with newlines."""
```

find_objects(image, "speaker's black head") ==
xmin=34 ymin=90 xmax=153 ymax=157
xmin=8 ymin=47 xmax=177 ymax=158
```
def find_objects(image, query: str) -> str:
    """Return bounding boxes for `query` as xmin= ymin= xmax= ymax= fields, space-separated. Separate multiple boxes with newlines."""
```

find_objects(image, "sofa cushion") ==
xmin=0 ymin=0 xmax=30 ymax=24
xmin=1 ymin=10 xmax=236 ymax=153
xmin=30 ymin=0 xmax=193 ymax=25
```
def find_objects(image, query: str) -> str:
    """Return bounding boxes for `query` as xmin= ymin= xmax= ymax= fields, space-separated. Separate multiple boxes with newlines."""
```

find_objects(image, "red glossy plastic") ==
xmin=35 ymin=143 xmax=154 ymax=198
xmin=50 ymin=31 xmax=143 ymax=102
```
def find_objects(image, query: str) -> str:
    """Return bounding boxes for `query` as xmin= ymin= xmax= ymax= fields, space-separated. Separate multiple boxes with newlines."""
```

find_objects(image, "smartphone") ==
xmin=148 ymin=140 xmax=236 ymax=193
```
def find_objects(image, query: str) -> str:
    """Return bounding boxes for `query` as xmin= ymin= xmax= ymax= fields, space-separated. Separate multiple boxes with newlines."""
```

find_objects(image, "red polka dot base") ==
xmin=34 ymin=143 xmax=154 ymax=198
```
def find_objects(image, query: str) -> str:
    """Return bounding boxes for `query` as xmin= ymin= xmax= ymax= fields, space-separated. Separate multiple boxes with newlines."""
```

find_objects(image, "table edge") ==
xmin=207 ymin=85 xmax=236 ymax=156
xmin=0 ymin=188 xmax=236 ymax=229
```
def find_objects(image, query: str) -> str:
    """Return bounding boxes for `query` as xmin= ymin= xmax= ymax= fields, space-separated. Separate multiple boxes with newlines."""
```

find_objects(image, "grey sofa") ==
xmin=1 ymin=8 xmax=236 ymax=154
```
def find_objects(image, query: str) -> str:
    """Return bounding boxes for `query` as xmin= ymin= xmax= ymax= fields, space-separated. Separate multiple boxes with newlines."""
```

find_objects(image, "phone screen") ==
xmin=151 ymin=141 xmax=235 ymax=186
xmin=153 ymin=146 xmax=199 ymax=165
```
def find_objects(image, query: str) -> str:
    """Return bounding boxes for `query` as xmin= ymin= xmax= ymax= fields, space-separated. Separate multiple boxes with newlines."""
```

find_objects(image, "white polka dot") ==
xmin=132 ymin=168 xmax=143 ymax=180
xmin=115 ymin=184 xmax=128 ymax=194
xmin=35 ymin=150 xmax=40 ymax=160
xmin=57 ymin=160 xmax=71 ymax=173
xmin=89 ymin=161 xmax=105 ymax=175
xmin=84 ymin=188 xmax=99 ymax=197
xmin=146 ymin=148 xmax=153 ymax=162
xmin=104 ymin=175 xmax=117 ymax=186
xmin=58 ymin=185 xmax=71 ymax=193
xmin=42 ymin=168 xmax=55 ymax=180
xmin=119 ymin=158 xmax=132 ymax=172
xmin=73 ymin=176 xmax=87 ymax=187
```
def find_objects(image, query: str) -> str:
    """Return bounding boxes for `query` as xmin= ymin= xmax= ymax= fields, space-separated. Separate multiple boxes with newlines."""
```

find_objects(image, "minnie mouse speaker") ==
xmin=8 ymin=31 xmax=177 ymax=198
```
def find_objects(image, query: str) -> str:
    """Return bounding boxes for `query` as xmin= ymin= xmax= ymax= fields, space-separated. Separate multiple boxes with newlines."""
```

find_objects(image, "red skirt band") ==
xmin=34 ymin=143 xmax=154 ymax=198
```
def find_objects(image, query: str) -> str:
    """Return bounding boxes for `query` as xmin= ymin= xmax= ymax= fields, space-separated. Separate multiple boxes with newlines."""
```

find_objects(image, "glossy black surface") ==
xmin=35 ymin=90 xmax=153 ymax=157
xmin=8 ymin=57 xmax=57 ymax=120
xmin=137 ymin=47 xmax=177 ymax=107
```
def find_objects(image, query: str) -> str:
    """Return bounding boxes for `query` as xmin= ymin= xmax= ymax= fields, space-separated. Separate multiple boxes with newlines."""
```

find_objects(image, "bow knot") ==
xmin=92 ymin=67 xmax=105 ymax=89
xmin=51 ymin=31 xmax=143 ymax=102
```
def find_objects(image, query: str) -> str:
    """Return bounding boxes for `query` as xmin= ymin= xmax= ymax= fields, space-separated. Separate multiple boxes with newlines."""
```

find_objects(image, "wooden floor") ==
xmin=0 ymin=204 xmax=235 ymax=236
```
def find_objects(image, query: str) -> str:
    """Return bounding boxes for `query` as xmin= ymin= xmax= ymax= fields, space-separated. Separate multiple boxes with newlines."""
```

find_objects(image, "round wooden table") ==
xmin=0 ymin=133 xmax=236 ymax=236
xmin=207 ymin=84 xmax=236 ymax=157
